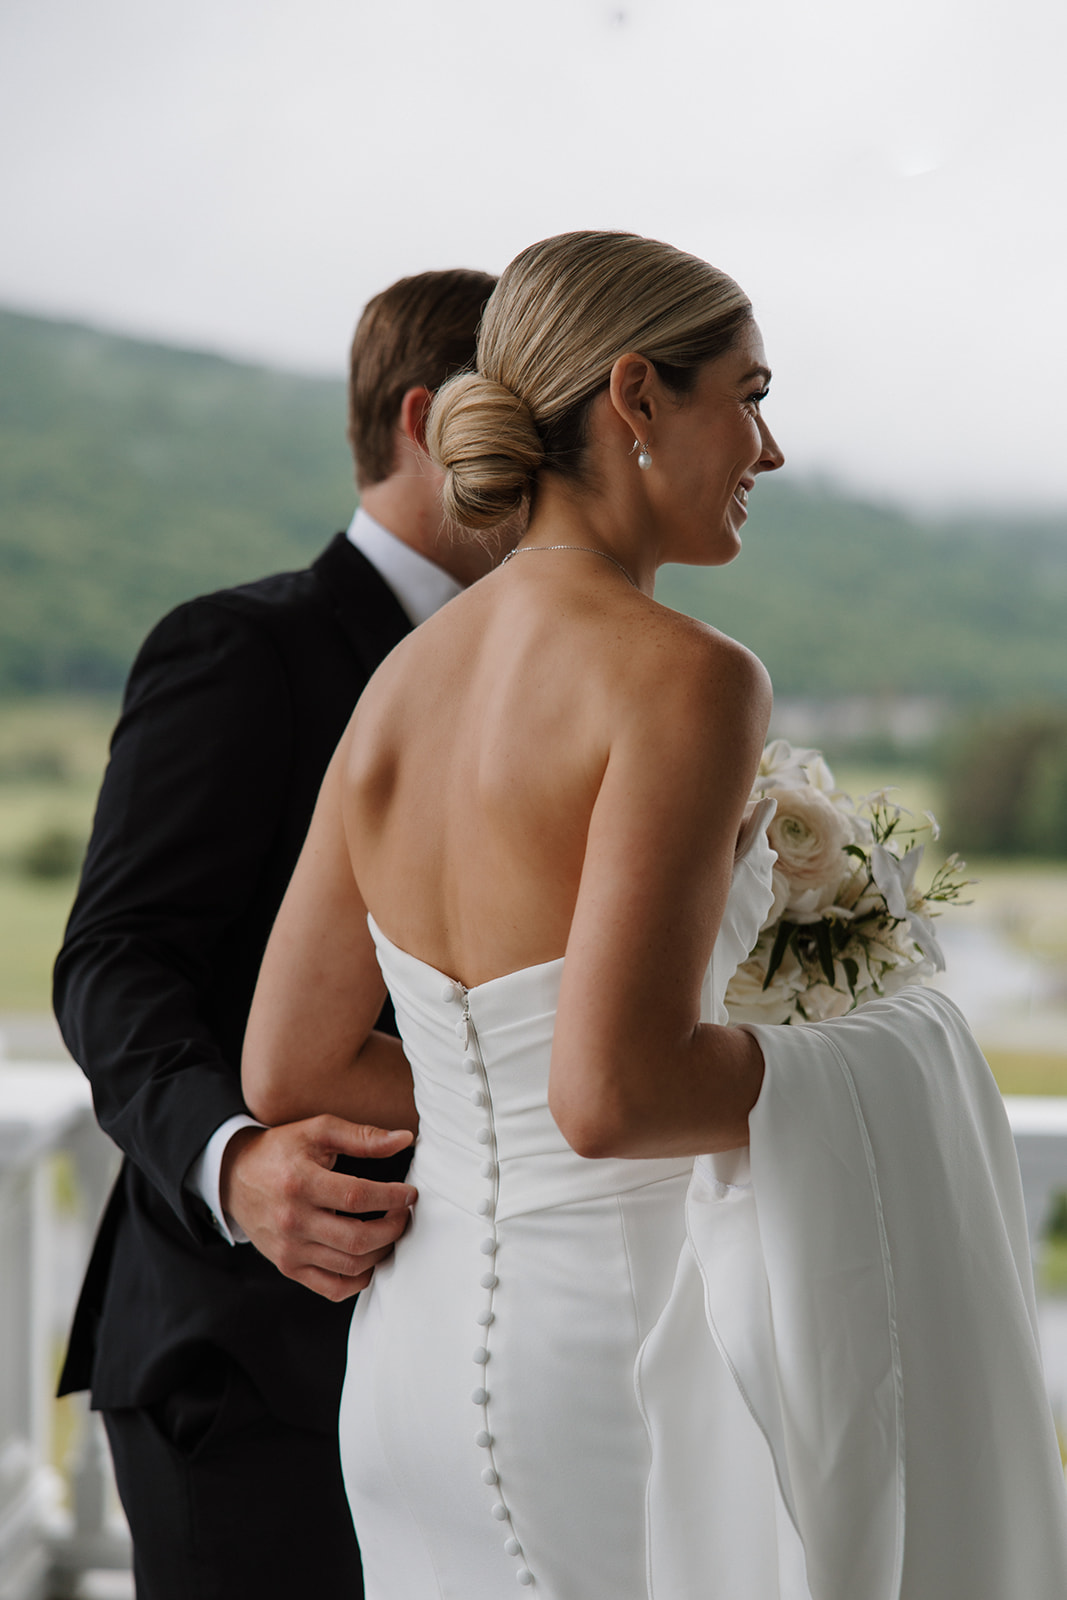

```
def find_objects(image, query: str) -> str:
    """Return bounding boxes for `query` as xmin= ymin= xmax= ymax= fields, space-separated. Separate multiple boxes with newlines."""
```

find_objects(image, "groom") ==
xmin=54 ymin=267 xmax=499 ymax=1598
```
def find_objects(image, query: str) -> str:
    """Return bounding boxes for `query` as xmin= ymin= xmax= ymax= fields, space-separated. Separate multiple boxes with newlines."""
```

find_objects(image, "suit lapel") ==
xmin=311 ymin=533 xmax=414 ymax=678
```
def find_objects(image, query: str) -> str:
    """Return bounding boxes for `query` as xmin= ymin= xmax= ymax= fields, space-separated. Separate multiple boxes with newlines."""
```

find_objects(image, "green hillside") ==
xmin=1 ymin=306 xmax=1065 ymax=702
xmin=0 ymin=308 xmax=355 ymax=692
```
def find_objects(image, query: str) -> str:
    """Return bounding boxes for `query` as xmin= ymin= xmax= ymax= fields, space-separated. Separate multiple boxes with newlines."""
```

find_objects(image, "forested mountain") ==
xmin=0 ymin=309 xmax=354 ymax=692
xmin=1 ymin=307 xmax=1065 ymax=702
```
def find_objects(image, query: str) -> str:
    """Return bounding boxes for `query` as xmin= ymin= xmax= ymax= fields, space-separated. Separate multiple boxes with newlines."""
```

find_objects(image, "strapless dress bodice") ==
xmin=366 ymin=929 xmax=693 ymax=1220
xmin=365 ymin=797 xmax=778 ymax=1220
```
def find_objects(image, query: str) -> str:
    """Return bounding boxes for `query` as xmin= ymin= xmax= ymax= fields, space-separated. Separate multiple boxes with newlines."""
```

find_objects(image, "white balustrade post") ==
xmin=0 ymin=1063 xmax=131 ymax=1599
xmin=47 ymin=1108 xmax=129 ymax=1594
xmin=0 ymin=1067 xmax=85 ymax=1600
xmin=1005 ymin=1096 xmax=1067 ymax=1462
xmin=1005 ymin=1097 xmax=1067 ymax=1258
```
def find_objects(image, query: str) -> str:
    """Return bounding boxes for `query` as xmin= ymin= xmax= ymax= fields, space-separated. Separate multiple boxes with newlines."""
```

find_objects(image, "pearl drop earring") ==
xmin=630 ymin=438 xmax=652 ymax=471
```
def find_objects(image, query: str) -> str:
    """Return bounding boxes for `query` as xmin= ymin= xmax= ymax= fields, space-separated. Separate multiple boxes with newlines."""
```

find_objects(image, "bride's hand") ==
xmin=221 ymin=1116 xmax=417 ymax=1300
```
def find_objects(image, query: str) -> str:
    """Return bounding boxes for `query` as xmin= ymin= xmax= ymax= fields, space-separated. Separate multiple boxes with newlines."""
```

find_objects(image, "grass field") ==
xmin=0 ymin=876 xmax=81 ymax=1010
xmin=0 ymin=697 xmax=117 ymax=787
xmin=0 ymin=699 xmax=115 ymax=1010
xmin=985 ymin=1051 xmax=1067 ymax=1097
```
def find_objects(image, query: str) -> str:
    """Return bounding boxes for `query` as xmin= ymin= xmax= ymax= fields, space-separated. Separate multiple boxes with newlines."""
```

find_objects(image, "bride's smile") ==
xmin=639 ymin=319 xmax=783 ymax=570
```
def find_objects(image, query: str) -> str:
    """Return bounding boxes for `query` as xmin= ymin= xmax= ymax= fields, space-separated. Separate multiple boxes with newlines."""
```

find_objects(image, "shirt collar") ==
xmin=345 ymin=507 xmax=462 ymax=626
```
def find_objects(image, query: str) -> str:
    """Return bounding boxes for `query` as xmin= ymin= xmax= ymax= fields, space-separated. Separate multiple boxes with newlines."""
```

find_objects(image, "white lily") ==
xmin=870 ymin=842 xmax=924 ymax=920
xmin=906 ymin=909 xmax=946 ymax=972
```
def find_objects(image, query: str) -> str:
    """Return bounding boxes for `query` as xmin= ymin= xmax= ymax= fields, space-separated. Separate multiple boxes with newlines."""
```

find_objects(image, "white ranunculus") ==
xmin=764 ymin=785 xmax=853 ymax=915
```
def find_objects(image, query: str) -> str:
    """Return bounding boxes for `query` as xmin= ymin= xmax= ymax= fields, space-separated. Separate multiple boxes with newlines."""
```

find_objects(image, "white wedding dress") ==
xmin=340 ymin=809 xmax=1067 ymax=1599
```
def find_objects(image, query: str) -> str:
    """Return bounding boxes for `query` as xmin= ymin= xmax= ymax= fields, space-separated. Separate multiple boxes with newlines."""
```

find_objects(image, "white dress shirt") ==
xmin=345 ymin=506 xmax=462 ymax=624
xmin=187 ymin=508 xmax=462 ymax=1242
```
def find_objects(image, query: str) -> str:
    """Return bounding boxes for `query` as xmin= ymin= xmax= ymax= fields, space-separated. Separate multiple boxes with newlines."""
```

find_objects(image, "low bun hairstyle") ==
xmin=428 ymin=231 xmax=753 ymax=529
xmin=425 ymin=373 xmax=544 ymax=530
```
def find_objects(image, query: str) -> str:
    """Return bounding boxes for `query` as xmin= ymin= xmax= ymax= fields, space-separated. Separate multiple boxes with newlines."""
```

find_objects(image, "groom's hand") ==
xmin=220 ymin=1116 xmax=416 ymax=1301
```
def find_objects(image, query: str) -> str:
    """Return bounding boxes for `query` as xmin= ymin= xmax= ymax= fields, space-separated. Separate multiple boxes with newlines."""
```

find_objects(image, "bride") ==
xmin=243 ymin=233 xmax=1067 ymax=1598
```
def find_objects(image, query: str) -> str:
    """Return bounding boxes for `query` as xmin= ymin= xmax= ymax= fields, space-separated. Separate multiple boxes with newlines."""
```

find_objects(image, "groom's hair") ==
xmin=348 ymin=268 xmax=498 ymax=489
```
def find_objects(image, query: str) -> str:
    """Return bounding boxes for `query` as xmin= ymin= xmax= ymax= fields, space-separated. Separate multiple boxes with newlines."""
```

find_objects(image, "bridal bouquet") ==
xmin=725 ymin=740 xmax=973 ymax=1025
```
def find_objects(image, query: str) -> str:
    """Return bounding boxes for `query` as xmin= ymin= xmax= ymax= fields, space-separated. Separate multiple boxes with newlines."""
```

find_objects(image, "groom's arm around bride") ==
xmin=53 ymin=267 xmax=498 ymax=1599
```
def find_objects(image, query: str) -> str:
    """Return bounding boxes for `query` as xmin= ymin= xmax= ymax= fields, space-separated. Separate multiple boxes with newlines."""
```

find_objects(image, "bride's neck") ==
xmin=523 ymin=472 xmax=659 ymax=595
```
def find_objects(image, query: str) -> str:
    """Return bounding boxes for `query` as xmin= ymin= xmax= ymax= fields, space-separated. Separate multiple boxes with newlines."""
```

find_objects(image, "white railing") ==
xmin=1 ymin=1070 xmax=1067 ymax=1599
xmin=1004 ymin=1097 xmax=1067 ymax=1254
xmin=0 ymin=1063 xmax=129 ymax=1600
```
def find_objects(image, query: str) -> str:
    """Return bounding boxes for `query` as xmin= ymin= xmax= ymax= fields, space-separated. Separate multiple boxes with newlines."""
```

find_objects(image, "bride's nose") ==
xmin=756 ymin=418 xmax=784 ymax=473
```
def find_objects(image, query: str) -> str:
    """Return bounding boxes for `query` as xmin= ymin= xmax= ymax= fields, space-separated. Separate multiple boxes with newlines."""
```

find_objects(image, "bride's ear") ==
xmin=607 ymin=353 xmax=658 ymax=440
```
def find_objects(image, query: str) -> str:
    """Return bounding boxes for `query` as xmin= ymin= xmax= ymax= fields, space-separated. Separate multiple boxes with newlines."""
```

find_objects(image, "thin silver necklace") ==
xmin=500 ymin=544 xmax=639 ymax=590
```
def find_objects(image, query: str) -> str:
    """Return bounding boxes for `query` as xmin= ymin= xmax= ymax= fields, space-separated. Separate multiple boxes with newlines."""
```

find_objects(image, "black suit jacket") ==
xmin=55 ymin=535 xmax=413 ymax=1431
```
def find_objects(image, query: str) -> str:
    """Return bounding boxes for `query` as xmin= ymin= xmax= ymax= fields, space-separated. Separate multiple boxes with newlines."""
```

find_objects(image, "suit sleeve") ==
xmin=54 ymin=598 xmax=294 ymax=1240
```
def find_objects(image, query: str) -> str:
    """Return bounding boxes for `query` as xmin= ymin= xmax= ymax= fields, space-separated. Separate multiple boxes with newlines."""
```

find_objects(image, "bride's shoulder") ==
xmin=589 ymin=604 xmax=771 ymax=792
xmin=625 ymin=602 xmax=771 ymax=724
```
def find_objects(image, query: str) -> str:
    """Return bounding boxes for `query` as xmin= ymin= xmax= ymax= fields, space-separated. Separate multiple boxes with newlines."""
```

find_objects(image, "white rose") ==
xmin=764 ymin=785 xmax=852 ymax=916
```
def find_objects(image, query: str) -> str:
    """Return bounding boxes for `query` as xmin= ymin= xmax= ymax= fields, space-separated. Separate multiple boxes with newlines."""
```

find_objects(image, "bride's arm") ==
xmin=549 ymin=631 xmax=771 ymax=1160
xmin=241 ymin=739 xmax=417 ymax=1133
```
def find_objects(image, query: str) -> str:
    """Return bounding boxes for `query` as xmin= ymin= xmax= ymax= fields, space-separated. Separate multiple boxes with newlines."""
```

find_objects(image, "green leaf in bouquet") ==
xmin=841 ymin=956 xmax=860 ymax=997
xmin=843 ymin=844 xmax=868 ymax=861
xmin=763 ymin=919 xmax=796 ymax=989
xmin=813 ymin=919 xmax=837 ymax=987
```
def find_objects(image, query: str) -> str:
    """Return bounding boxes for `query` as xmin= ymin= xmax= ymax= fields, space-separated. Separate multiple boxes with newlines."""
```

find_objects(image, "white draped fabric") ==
xmin=640 ymin=982 xmax=1067 ymax=1597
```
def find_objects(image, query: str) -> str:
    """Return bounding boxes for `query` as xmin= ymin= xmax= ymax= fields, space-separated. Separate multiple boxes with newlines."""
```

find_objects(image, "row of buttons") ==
xmin=441 ymin=978 xmax=535 ymax=1588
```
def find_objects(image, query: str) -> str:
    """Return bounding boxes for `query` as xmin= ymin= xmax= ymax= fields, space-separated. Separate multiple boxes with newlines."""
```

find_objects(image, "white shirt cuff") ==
xmin=186 ymin=1113 xmax=265 ymax=1245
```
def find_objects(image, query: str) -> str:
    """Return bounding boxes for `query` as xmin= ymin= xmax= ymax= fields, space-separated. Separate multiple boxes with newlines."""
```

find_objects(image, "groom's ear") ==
xmin=399 ymin=385 xmax=434 ymax=453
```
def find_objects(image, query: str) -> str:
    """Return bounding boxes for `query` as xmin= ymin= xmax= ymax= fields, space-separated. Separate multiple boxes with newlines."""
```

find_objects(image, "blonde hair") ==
xmin=426 ymin=231 xmax=752 ymax=528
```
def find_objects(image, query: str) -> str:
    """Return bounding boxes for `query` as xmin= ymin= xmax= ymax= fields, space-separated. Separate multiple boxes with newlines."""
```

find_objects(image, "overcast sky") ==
xmin=2 ymin=0 xmax=1065 ymax=511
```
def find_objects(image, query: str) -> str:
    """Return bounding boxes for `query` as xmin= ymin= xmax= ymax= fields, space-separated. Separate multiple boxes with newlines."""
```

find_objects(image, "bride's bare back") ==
xmin=344 ymin=556 xmax=725 ymax=988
